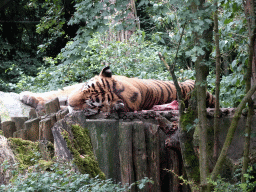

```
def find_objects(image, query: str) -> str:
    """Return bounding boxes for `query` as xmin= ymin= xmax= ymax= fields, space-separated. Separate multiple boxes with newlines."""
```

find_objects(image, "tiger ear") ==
xmin=100 ymin=66 xmax=112 ymax=78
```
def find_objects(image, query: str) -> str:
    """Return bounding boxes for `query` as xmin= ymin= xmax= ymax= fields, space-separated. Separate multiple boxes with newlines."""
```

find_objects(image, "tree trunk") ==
xmin=179 ymin=110 xmax=200 ymax=190
xmin=241 ymin=0 xmax=255 ymax=183
xmin=213 ymin=0 xmax=221 ymax=160
xmin=193 ymin=1 xmax=213 ymax=190
xmin=158 ymin=26 xmax=202 ymax=190
xmin=195 ymin=57 xmax=209 ymax=191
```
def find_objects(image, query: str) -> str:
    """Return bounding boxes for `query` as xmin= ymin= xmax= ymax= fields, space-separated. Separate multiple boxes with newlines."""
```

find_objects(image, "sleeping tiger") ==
xmin=20 ymin=66 xmax=215 ymax=113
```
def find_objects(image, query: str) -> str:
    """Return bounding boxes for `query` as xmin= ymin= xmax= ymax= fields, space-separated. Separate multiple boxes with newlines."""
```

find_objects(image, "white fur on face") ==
xmin=92 ymin=100 xmax=102 ymax=107
xmin=86 ymin=99 xmax=103 ymax=108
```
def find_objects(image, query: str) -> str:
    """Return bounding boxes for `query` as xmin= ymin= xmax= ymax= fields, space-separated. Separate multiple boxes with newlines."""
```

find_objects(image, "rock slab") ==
xmin=0 ymin=135 xmax=17 ymax=185
xmin=0 ymin=91 xmax=33 ymax=122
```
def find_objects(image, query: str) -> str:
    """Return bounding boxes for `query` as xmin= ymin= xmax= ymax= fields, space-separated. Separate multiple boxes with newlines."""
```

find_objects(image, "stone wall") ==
xmin=1 ymin=97 xmax=69 ymax=142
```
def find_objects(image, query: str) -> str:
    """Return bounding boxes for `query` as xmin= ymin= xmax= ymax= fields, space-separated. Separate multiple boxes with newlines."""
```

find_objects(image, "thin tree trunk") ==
xmin=213 ymin=0 xmax=221 ymax=160
xmin=242 ymin=104 xmax=253 ymax=183
xmin=193 ymin=1 xmax=213 ymax=190
xmin=159 ymin=55 xmax=201 ymax=190
xmin=241 ymin=0 xmax=255 ymax=183
xmin=195 ymin=56 xmax=209 ymax=191
xmin=158 ymin=24 xmax=201 ymax=189
xmin=131 ymin=0 xmax=140 ymax=30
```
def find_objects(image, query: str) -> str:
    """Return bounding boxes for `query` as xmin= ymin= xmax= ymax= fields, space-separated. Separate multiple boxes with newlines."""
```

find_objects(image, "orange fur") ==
xmin=20 ymin=67 xmax=215 ymax=113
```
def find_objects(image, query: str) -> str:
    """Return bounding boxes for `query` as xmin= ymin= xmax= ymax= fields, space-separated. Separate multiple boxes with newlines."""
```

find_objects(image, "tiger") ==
xmin=20 ymin=66 xmax=215 ymax=113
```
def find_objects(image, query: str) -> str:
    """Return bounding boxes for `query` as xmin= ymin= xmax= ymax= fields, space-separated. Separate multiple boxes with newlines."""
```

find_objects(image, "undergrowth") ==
xmin=0 ymin=159 xmax=153 ymax=192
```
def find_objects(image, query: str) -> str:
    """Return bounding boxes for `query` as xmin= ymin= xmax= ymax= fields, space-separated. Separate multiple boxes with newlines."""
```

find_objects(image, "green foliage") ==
xmin=0 ymin=51 xmax=44 ymax=92
xmin=205 ymin=163 xmax=256 ymax=192
xmin=166 ymin=165 xmax=256 ymax=192
xmin=212 ymin=0 xmax=247 ymax=107
xmin=55 ymin=0 xmax=132 ymax=66
xmin=34 ymin=0 xmax=76 ymax=54
xmin=17 ymin=31 xmax=170 ymax=92
xmin=138 ymin=0 xmax=215 ymax=66
xmin=209 ymin=172 xmax=256 ymax=191
xmin=0 ymin=159 xmax=153 ymax=192
xmin=35 ymin=0 xmax=66 ymax=35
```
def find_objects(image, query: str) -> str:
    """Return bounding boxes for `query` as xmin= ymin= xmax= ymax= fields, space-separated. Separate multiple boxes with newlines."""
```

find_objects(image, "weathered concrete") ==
xmin=49 ymin=114 xmax=57 ymax=127
xmin=56 ymin=108 xmax=69 ymax=121
xmin=39 ymin=117 xmax=54 ymax=143
xmin=25 ymin=118 xmax=40 ymax=141
xmin=52 ymin=125 xmax=73 ymax=160
xmin=85 ymin=119 xmax=121 ymax=184
xmin=45 ymin=97 xmax=60 ymax=114
xmin=213 ymin=114 xmax=256 ymax=161
xmin=0 ymin=96 xmax=70 ymax=143
xmin=38 ymin=140 xmax=54 ymax=161
xmin=188 ymin=109 xmax=256 ymax=162
xmin=11 ymin=117 xmax=28 ymax=131
xmin=2 ymin=121 xmax=16 ymax=138
xmin=29 ymin=108 xmax=37 ymax=119
xmin=84 ymin=110 xmax=256 ymax=191
xmin=13 ymin=129 xmax=28 ymax=140
xmin=2 ymin=95 xmax=256 ymax=192
xmin=58 ymin=96 xmax=68 ymax=106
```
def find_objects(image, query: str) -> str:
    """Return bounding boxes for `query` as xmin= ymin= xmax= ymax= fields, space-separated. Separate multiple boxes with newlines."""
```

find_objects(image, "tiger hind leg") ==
xmin=20 ymin=92 xmax=45 ymax=112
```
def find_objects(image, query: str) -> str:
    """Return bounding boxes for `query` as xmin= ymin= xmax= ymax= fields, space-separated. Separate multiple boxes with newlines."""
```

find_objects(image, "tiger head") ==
xmin=67 ymin=66 xmax=125 ymax=113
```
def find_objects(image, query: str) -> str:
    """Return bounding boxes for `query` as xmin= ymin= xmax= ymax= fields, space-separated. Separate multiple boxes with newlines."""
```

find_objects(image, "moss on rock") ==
xmin=62 ymin=124 xmax=105 ymax=179
xmin=8 ymin=138 xmax=41 ymax=170
xmin=8 ymin=138 xmax=54 ymax=171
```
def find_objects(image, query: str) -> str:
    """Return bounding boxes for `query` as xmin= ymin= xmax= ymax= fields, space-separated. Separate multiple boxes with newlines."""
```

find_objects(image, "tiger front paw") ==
xmin=112 ymin=100 xmax=126 ymax=112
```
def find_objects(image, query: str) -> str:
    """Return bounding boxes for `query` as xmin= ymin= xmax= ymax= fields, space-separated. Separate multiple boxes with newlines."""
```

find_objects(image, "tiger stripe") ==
xmin=20 ymin=66 xmax=215 ymax=113
xmin=66 ymin=67 xmax=216 ymax=112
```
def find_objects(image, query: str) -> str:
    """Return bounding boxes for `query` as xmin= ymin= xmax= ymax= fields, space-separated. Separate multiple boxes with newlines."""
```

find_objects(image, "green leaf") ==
xmin=191 ymin=56 xmax=197 ymax=62
xmin=231 ymin=60 xmax=237 ymax=69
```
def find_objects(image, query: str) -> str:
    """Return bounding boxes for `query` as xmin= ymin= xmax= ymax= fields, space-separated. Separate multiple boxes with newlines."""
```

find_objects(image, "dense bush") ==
xmin=0 ymin=160 xmax=152 ymax=192
xmin=17 ymin=32 xmax=169 ymax=92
